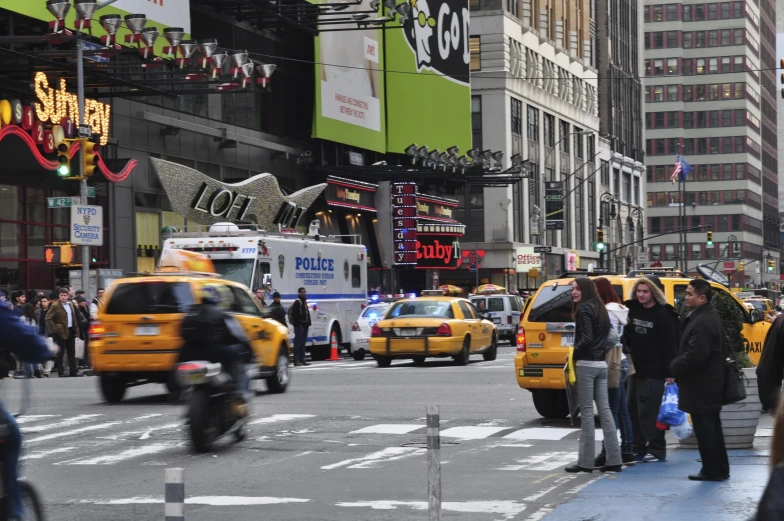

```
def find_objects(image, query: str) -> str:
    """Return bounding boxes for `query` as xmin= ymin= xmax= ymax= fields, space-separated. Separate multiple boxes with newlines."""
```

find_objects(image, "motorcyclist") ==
xmin=179 ymin=284 xmax=252 ymax=413
xmin=0 ymin=303 xmax=54 ymax=521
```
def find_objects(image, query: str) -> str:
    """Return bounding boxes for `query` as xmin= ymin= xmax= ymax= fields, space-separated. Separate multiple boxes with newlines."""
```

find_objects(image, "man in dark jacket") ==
xmin=671 ymin=278 xmax=729 ymax=481
xmin=757 ymin=313 xmax=784 ymax=412
xmin=290 ymin=287 xmax=312 ymax=366
xmin=267 ymin=292 xmax=287 ymax=328
xmin=622 ymin=275 xmax=680 ymax=462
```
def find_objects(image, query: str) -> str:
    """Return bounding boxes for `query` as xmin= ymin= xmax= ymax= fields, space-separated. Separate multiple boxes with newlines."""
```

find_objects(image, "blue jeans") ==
xmin=601 ymin=358 xmax=633 ymax=456
xmin=294 ymin=326 xmax=308 ymax=363
xmin=0 ymin=406 xmax=22 ymax=518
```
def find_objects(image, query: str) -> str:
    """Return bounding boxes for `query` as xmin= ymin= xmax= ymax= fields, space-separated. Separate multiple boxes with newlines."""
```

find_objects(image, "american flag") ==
xmin=670 ymin=154 xmax=692 ymax=184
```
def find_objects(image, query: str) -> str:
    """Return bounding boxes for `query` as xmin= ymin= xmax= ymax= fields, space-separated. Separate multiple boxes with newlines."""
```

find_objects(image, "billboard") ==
xmin=385 ymin=0 xmax=472 ymax=153
xmin=312 ymin=0 xmax=471 ymax=154
xmin=313 ymin=7 xmax=386 ymax=152
xmin=0 ymin=0 xmax=191 ymax=50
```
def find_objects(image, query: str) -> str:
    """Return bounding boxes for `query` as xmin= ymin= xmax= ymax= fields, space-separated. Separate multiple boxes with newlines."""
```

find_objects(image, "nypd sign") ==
xmin=70 ymin=205 xmax=103 ymax=246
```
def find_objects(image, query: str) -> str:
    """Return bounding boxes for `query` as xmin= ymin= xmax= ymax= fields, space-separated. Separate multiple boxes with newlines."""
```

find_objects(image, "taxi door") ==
xmin=225 ymin=285 xmax=274 ymax=366
xmin=469 ymin=300 xmax=494 ymax=348
xmin=458 ymin=301 xmax=488 ymax=351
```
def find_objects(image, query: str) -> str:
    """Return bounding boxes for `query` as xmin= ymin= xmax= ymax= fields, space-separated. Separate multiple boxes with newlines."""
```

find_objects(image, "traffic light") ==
xmin=738 ymin=261 xmax=744 ymax=271
xmin=596 ymin=229 xmax=605 ymax=251
xmin=56 ymin=141 xmax=70 ymax=177
xmin=706 ymin=230 xmax=713 ymax=246
xmin=768 ymin=259 xmax=776 ymax=272
xmin=82 ymin=139 xmax=99 ymax=177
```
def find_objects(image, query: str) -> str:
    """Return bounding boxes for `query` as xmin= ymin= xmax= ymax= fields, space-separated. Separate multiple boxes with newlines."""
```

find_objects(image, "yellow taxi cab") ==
xmin=515 ymin=267 xmax=770 ymax=418
xmin=90 ymin=250 xmax=291 ymax=403
xmin=743 ymin=297 xmax=776 ymax=323
xmin=368 ymin=290 xmax=498 ymax=367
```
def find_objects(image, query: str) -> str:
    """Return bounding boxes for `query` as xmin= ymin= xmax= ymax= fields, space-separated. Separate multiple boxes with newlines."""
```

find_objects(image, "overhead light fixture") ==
xmin=331 ymin=1 xmax=350 ymax=11
xmin=404 ymin=143 xmax=418 ymax=157
xmin=256 ymin=63 xmax=276 ymax=88
xmin=383 ymin=0 xmax=396 ymax=10
xmin=369 ymin=0 xmax=381 ymax=8
xmin=481 ymin=149 xmax=493 ymax=162
xmin=99 ymin=14 xmax=122 ymax=46
xmin=446 ymin=145 xmax=459 ymax=156
xmin=241 ymin=62 xmax=255 ymax=88
xmin=427 ymin=149 xmax=441 ymax=163
xmin=139 ymin=27 xmax=159 ymax=59
xmin=232 ymin=49 xmax=248 ymax=67
xmin=510 ymin=153 xmax=522 ymax=166
xmin=457 ymin=155 xmax=469 ymax=167
xmin=46 ymin=0 xmax=71 ymax=33
xmin=163 ymin=27 xmax=184 ymax=57
xmin=178 ymin=40 xmax=198 ymax=68
xmin=416 ymin=145 xmax=429 ymax=160
xmin=124 ymin=14 xmax=147 ymax=44
xmin=394 ymin=2 xmax=411 ymax=19
xmin=74 ymin=0 xmax=98 ymax=31
xmin=352 ymin=13 xmax=370 ymax=20
xmin=211 ymin=50 xmax=228 ymax=79
xmin=492 ymin=151 xmax=504 ymax=163
xmin=199 ymin=38 xmax=219 ymax=68
xmin=467 ymin=148 xmax=480 ymax=160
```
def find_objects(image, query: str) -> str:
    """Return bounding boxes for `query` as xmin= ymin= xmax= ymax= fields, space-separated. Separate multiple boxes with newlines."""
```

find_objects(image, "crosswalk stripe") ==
xmin=502 ymin=428 xmax=577 ymax=441
xmin=349 ymin=424 xmax=423 ymax=434
xmin=440 ymin=426 xmax=509 ymax=440
xmin=16 ymin=415 xmax=60 ymax=424
xmin=321 ymin=447 xmax=425 ymax=470
xmin=249 ymin=414 xmax=316 ymax=426
xmin=27 ymin=422 xmax=121 ymax=444
xmin=22 ymin=414 xmax=103 ymax=434
xmin=59 ymin=444 xmax=172 ymax=465
xmin=499 ymin=452 xmax=578 ymax=472
xmin=21 ymin=446 xmax=76 ymax=460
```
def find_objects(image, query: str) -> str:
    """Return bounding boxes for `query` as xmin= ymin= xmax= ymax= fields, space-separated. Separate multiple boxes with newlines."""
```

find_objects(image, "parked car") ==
xmin=469 ymin=294 xmax=524 ymax=345
xmin=349 ymin=303 xmax=391 ymax=360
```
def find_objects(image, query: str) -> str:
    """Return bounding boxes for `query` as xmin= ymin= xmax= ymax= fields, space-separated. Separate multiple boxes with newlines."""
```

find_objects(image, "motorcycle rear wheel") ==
xmin=189 ymin=388 xmax=216 ymax=453
xmin=0 ymin=480 xmax=45 ymax=521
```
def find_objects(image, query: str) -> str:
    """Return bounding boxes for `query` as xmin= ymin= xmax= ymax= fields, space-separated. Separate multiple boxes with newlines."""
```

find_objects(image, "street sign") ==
xmin=636 ymin=252 xmax=648 ymax=264
xmin=544 ymin=181 xmax=564 ymax=230
xmin=78 ymin=124 xmax=92 ymax=138
xmin=82 ymin=41 xmax=109 ymax=63
xmin=534 ymin=246 xmax=552 ymax=253
xmin=87 ymin=186 xmax=96 ymax=198
xmin=468 ymin=251 xmax=477 ymax=272
xmin=47 ymin=196 xmax=80 ymax=208
xmin=70 ymin=205 xmax=103 ymax=246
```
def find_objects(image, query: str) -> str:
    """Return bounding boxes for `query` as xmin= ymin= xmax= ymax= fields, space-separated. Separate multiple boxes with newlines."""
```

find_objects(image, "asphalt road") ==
xmin=7 ymin=344 xmax=608 ymax=521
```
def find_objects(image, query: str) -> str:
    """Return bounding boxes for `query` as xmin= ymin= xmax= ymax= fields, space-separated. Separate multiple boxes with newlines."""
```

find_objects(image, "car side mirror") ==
xmin=749 ymin=309 xmax=762 ymax=324
xmin=481 ymin=312 xmax=491 ymax=320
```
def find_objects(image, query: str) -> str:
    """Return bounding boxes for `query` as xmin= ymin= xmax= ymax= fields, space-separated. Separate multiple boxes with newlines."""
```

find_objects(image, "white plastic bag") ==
xmin=670 ymin=420 xmax=693 ymax=440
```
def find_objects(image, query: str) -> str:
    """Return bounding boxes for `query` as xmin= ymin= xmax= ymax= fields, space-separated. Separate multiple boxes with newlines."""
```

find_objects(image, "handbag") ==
xmin=606 ymin=345 xmax=622 ymax=389
xmin=722 ymin=334 xmax=747 ymax=405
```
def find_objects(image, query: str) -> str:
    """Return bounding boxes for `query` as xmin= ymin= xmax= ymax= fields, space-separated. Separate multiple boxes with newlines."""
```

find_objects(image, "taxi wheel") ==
xmin=99 ymin=373 xmax=127 ymax=404
xmin=266 ymin=348 xmax=290 ymax=394
xmin=374 ymin=355 xmax=392 ymax=367
xmin=482 ymin=334 xmax=498 ymax=361
xmin=352 ymin=351 xmax=366 ymax=361
xmin=412 ymin=356 xmax=426 ymax=365
xmin=531 ymin=389 xmax=570 ymax=419
xmin=453 ymin=338 xmax=470 ymax=366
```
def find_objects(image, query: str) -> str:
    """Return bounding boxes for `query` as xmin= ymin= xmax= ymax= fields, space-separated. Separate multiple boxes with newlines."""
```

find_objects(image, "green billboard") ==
xmin=313 ymin=0 xmax=471 ymax=155
xmin=312 ymin=14 xmax=387 ymax=153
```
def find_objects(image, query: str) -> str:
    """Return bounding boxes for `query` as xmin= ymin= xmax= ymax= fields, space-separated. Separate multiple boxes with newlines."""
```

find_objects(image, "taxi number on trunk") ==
xmin=560 ymin=334 xmax=574 ymax=347
xmin=397 ymin=328 xmax=420 ymax=336
xmin=135 ymin=325 xmax=160 ymax=336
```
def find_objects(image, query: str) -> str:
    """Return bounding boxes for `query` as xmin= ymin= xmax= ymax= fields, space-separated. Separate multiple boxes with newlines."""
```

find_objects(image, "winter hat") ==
xmin=643 ymin=274 xmax=665 ymax=292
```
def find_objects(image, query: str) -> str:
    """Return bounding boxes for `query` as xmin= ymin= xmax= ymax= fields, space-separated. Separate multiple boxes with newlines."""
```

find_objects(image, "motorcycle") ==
xmin=176 ymin=361 xmax=249 ymax=453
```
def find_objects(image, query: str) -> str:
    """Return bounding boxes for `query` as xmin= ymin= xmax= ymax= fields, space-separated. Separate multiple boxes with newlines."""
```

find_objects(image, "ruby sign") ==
xmin=415 ymin=237 xmax=459 ymax=269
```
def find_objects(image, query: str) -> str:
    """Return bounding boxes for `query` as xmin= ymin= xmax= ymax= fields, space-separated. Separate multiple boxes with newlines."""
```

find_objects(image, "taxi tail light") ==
xmin=371 ymin=324 xmax=383 ymax=337
xmin=89 ymin=322 xmax=105 ymax=340
xmin=435 ymin=323 xmax=452 ymax=337
xmin=351 ymin=322 xmax=361 ymax=332
xmin=516 ymin=326 xmax=526 ymax=352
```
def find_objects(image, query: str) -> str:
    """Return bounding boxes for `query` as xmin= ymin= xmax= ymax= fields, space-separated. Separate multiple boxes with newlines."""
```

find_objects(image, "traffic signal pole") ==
xmin=76 ymin=36 xmax=89 ymax=297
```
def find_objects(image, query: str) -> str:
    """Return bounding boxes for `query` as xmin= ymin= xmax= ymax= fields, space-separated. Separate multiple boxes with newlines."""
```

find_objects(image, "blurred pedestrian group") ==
xmin=567 ymin=275 xmax=730 ymax=481
xmin=0 ymin=286 xmax=104 ymax=379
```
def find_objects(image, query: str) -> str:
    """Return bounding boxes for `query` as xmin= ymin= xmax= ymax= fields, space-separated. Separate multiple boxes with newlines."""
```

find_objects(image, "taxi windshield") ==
xmin=212 ymin=259 xmax=254 ymax=287
xmin=745 ymin=300 xmax=767 ymax=312
xmin=387 ymin=300 xmax=455 ymax=318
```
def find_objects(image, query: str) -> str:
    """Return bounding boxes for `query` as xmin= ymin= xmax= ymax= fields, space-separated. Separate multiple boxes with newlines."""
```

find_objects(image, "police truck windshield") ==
xmin=212 ymin=259 xmax=254 ymax=287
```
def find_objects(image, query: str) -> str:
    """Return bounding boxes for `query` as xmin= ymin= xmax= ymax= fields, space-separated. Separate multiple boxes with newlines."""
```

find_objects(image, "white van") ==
xmin=469 ymin=294 xmax=524 ymax=345
xmin=162 ymin=224 xmax=368 ymax=361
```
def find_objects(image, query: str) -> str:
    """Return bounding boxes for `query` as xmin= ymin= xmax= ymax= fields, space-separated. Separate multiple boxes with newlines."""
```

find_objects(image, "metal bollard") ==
xmin=165 ymin=468 xmax=185 ymax=521
xmin=427 ymin=405 xmax=441 ymax=521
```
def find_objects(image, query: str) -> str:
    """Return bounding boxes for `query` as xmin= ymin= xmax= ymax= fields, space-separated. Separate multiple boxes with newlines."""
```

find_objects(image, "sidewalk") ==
xmin=542 ymin=415 xmax=773 ymax=521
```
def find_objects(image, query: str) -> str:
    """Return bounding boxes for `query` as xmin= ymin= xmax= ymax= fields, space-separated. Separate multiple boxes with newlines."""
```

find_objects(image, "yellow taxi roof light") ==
xmin=158 ymin=250 xmax=216 ymax=274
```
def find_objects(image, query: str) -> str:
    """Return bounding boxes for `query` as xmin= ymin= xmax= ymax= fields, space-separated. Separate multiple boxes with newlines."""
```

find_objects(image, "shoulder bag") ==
xmin=721 ymin=328 xmax=747 ymax=405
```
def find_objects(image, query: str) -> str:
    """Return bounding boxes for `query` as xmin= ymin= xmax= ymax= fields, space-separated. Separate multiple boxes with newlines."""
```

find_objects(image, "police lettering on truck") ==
xmin=161 ymin=231 xmax=367 ymax=361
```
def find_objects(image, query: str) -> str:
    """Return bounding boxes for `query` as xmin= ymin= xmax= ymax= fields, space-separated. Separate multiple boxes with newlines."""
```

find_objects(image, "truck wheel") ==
xmin=99 ymin=373 xmax=127 ymax=403
xmin=531 ymin=389 xmax=570 ymax=419
xmin=352 ymin=351 xmax=366 ymax=361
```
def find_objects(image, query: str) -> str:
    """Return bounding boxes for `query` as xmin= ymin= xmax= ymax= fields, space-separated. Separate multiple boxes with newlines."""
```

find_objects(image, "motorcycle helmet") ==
xmin=199 ymin=283 xmax=230 ymax=310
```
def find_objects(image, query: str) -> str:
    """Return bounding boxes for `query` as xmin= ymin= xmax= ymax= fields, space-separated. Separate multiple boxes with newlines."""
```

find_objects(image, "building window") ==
xmin=709 ymin=58 xmax=717 ymax=73
xmin=559 ymin=120 xmax=570 ymax=153
xmin=654 ymin=112 xmax=664 ymax=127
xmin=665 ymin=244 xmax=676 ymax=260
xmin=506 ymin=0 xmax=517 ymax=16
xmin=721 ymin=29 xmax=731 ymax=46
xmin=471 ymin=95 xmax=483 ymax=149
xmin=653 ymin=5 xmax=663 ymax=21
xmin=696 ymin=58 xmax=705 ymax=74
xmin=683 ymin=59 xmax=693 ymax=75
xmin=734 ymin=29 xmax=743 ymax=45
xmin=543 ymin=112 xmax=555 ymax=147
xmin=601 ymin=160 xmax=609 ymax=185
xmin=667 ymin=111 xmax=678 ymax=127
xmin=710 ymin=137 xmax=720 ymax=154
xmin=696 ymin=84 xmax=705 ymax=101
xmin=696 ymin=32 xmax=705 ymax=47
xmin=683 ymin=112 xmax=693 ymax=127
xmin=683 ymin=33 xmax=693 ymax=48
xmin=667 ymin=85 xmax=678 ymax=101
xmin=683 ymin=5 xmax=692 ymax=20
xmin=667 ymin=59 xmax=678 ymax=74
xmin=691 ymin=244 xmax=702 ymax=259
xmin=733 ymin=56 xmax=743 ymax=71
xmin=651 ymin=245 xmax=662 ymax=260
xmin=667 ymin=31 xmax=678 ymax=48
xmin=527 ymin=105 xmax=539 ymax=141
xmin=510 ymin=97 xmax=522 ymax=134
xmin=470 ymin=36 xmax=481 ymax=71
xmin=666 ymin=4 xmax=677 ymax=20
xmin=695 ymin=4 xmax=705 ymax=19
xmin=653 ymin=59 xmax=663 ymax=75
xmin=574 ymin=127 xmax=584 ymax=158
xmin=633 ymin=177 xmax=640 ymax=206
xmin=721 ymin=57 xmax=730 ymax=73
xmin=721 ymin=2 xmax=730 ymax=17
xmin=708 ymin=30 xmax=718 ymax=46
xmin=733 ymin=1 xmax=742 ymax=17
xmin=653 ymin=86 xmax=663 ymax=101
xmin=622 ymin=173 xmax=631 ymax=202
xmin=653 ymin=32 xmax=663 ymax=48
xmin=709 ymin=111 xmax=719 ymax=127
xmin=708 ymin=4 xmax=718 ymax=18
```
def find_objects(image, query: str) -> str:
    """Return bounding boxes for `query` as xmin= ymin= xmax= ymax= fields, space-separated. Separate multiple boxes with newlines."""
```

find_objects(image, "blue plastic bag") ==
xmin=657 ymin=383 xmax=687 ymax=427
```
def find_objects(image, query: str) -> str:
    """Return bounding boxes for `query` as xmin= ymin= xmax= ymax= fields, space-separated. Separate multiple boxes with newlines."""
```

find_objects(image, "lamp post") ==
xmin=628 ymin=207 xmax=644 ymax=269
xmin=599 ymin=192 xmax=616 ymax=270
xmin=539 ymin=130 xmax=595 ymax=244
